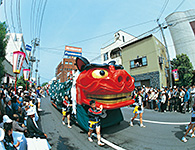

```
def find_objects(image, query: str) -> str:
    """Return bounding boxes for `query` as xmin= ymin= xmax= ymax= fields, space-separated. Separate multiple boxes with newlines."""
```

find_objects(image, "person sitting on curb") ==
xmin=26 ymin=108 xmax=47 ymax=139
xmin=12 ymin=114 xmax=27 ymax=133
xmin=87 ymin=100 xmax=104 ymax=146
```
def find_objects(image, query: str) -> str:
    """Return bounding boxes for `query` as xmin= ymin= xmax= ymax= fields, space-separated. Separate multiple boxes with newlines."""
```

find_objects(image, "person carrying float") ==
xmin=130 ymin=87 xmax=146 ymax=128
xmin=87 ymin=100 xmax=104 ymax=146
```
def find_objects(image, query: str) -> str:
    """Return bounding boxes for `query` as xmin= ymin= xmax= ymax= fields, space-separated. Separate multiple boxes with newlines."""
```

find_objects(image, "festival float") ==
xmin=49 ymin=56 xmax=135 ymax=131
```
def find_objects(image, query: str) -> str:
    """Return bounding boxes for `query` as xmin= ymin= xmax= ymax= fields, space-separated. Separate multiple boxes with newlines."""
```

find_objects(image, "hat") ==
xmin=162 ymin=91 xmax=165 ymax=94
xmin=3 ymin=115 xmax=12 ymax=123
xmin=174 ymin=86 xmax=177 ymax=89
xmin=24 ymin=91 xmax=29 ymax=95
xmin=5 ymin=96 xmax=11 ymax=103
xmin=27 ymin=108 xmax=35 ymax=116
xmin=0 ymin=128 xmax=5 ymax=141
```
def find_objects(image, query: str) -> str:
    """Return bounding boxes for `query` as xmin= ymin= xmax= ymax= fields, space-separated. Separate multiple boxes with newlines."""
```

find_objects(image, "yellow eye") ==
xmin=92 ymin=70 xmax=108 ymax=79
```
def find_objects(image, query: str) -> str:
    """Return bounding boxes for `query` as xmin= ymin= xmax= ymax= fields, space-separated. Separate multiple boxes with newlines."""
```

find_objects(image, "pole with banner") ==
xmin=23 ymin=69 xmax=30 ymax=90
xmin=172 ymin=69 xmax=179 ymax=82
xmin=13 ymin=51 xmax=26 ymax=93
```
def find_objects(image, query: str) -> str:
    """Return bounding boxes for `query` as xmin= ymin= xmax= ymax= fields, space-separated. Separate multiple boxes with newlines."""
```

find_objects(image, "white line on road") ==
xmin=134 ymin=119 xmax=190 ymax=125
xmin=92 ymin=133 xmax=126 ymax=150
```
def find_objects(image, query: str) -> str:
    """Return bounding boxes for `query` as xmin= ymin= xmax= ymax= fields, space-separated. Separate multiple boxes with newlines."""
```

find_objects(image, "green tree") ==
xmin=0 ymin=22 xmax=8 ymax=82
xmin=42 ymin=82 xmax=48 ymax=87
xmin=17 ymin=76 xmax=29 ymax=90
xmin=171 ymin=53 xmax=193 ymax=87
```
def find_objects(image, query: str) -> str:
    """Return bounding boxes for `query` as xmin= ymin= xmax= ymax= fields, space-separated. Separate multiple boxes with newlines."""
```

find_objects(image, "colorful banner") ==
xmin=13 ymin=51 xmax=26 ymax=74
xmin=64 ymin=46 xmax=82 ymax=57
xmin=23 ymin=69 xmax=30 ymax=81
xmin=26 ymin=44 xmax=32 ymax=51
xmin=172 ymin=69 xmax=179 ymax=81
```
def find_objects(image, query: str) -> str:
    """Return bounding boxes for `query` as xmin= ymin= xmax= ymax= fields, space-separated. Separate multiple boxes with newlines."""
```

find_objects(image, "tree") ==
xmin=171 ymin=53 xmax=193 ymax=87
xmin=17 ymin=76 xmax=29 ymax=90
xmin=0 ymin=22 xmax=8 ymax=82
xmin=42 ymin=82 xmax=48 ymax=87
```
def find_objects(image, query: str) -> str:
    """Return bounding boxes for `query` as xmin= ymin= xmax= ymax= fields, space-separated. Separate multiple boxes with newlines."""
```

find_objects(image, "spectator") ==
xmin=161 ymin=91 xmax=166 ymax=112
xmin=26 ymin=108 xmax=47 ymax=139
xmin=4 ymin=122 xmax=20 ymax=149
xmin=5 ymin=97 xmax=14 ymax=120
xmin=183 ymin=87 xmax=190 ymax=113
xmin=12 ymin=114 xmax=27 ymax=132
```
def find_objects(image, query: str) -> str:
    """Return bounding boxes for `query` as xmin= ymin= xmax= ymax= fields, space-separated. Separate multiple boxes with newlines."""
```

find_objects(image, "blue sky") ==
xmin=0 ymin=0 xmax=195 ymax=83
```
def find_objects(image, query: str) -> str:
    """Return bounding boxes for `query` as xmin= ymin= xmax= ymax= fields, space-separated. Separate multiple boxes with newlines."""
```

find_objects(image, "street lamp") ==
xmin=23 ymin=69 xmax=30 ymax=90
xmin=13 ymin=51 xmax=26 ymax=93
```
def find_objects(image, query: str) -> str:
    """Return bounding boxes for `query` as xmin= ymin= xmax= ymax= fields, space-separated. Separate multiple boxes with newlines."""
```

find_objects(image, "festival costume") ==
xmin=62 ymin=100 xmax=72 ymax=116
xmin=132 ymin=94 xmax=144 ymax=114
xmin=88 ymin=108 xmax=102 ymax=130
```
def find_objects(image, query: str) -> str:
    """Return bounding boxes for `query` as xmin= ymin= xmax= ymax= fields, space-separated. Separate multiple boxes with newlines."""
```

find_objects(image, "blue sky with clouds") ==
xmin=0 ymin=0 xmax=195 ymax=83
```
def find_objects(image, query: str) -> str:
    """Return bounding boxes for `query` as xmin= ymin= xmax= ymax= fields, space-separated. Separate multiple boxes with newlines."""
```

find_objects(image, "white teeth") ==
xmin=87 ymin=93 xmax=132 ymax=104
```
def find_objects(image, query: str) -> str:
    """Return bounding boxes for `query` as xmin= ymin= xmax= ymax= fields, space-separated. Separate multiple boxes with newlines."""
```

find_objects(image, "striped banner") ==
xmin=64 ymin=46 xmax=82 ymax=57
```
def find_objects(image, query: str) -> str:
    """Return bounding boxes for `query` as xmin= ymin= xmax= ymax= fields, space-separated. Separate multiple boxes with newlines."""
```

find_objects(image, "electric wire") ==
xmin=173 ymin=0 xmax=186 ymax=12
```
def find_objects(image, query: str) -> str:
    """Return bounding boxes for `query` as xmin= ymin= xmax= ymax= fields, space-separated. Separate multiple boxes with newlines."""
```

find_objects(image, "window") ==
xmin=69 ymin=62 xmax=73 ymax=65
xmin=130 ymin=56 xmax=147 ymax=69
xmin=65 ymin=61 xmax=68 ymax=64
xmin=104 ymin=52 xmax=108 ymax=61
xmin=190 ymin=21 xmax=195 ymax=36
xmin=110 ymin=48 xmax=121 ymax=59
xmin=122 ymin=36 xmax=125 ymax=42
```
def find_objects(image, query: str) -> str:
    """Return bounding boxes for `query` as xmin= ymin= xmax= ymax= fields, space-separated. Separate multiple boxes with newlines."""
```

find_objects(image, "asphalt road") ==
xmin=39 ymin=97 xmax=194 ymax=150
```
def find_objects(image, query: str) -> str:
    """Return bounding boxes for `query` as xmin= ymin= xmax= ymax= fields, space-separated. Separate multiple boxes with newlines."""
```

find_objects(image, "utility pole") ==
xmin=157 ymin=19 xmax=172 ymax=87
xmin=29 ymin=38 xmax=40 ymax=85
xmin=35 ymin=59 xmax=40 ymax=86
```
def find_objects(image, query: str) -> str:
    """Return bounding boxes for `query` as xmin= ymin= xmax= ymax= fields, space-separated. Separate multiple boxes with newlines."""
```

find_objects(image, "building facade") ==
xmin=165 ymin=9 xmax=195 ymax=69
xmin=121 ymin=35 xmax=168 ymax=88
xmin=56 ymin=57 xmax=77 ymax=83
xmin=101 ymin=30 xmax=137 ymax=65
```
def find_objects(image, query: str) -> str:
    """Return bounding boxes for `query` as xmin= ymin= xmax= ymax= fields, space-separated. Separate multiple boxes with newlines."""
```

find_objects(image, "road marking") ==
xmin=92 ymin=133 xmax=126 ymax=150
xmin=134 ymin=119 xmax=190 ymax=125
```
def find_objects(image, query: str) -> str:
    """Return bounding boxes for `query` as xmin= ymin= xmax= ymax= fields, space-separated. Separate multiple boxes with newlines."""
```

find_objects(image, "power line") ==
xmin=38 ymin=0 xmax=48 ymax=39
xmin=157 ymin=0 xmax=169 ymax=20
xmin=173 ymin=0 xmax=186 ymax=12
xmin=10 ymin=0 xmax=16 ymax=33
xmin=4 ymin=0 xmax=19 ymax=50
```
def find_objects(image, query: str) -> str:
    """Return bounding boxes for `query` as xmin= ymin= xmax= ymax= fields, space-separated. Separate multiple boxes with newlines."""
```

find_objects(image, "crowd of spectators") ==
xmin=0 ymin=85 xmax=47 ymax=149
xmin=132 ymin=85 xmax=195 ymax=113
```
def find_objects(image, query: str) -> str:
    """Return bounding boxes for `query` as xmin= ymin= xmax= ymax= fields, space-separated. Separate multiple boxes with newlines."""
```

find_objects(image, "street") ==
xmin=39 ymin=96 xmax=194 ymax=150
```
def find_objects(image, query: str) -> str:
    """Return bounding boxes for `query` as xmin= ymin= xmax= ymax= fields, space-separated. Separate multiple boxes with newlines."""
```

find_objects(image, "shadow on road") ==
xmin=172 ymin=125 xmax=186 ymax=141
xmin=56 ymin=136 xmax=79 ymax=150
xmin=39 ymin=110 xmax=52 ymax=116
xmin=102 ymin=120 xmax=130 ymax=134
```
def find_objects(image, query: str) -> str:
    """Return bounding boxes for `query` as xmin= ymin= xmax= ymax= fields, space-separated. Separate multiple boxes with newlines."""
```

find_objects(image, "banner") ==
xmin=64 ymin=46 xmax=82 ymax=57
xmin=172 ymin=69 xmax=179 ymax=81
xmin=26 ymin=44 xmax=32 ymax=51
xmin=13 ymin=51 xmax=26 ymax=74
xmin=23 ymin=69 xmax=30 ymax=81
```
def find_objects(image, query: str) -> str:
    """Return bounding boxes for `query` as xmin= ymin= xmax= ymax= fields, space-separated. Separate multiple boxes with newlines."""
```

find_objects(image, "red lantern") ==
xmin=12 ymin=51 xmax=26 ymax=93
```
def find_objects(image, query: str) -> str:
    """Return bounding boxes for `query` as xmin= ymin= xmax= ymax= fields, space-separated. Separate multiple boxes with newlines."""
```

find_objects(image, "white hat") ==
xmin=3 ymin=115 xmax=12 ymax=123
xmin=162 ymin=91 xmax=165 ymax=94
xmin=27 ymin=108 xmax=35 ymax=116
xmin=0 ymin=128 xmax=5 ymax=141
xmin=174 ymin=86 xmax=177 ymax=88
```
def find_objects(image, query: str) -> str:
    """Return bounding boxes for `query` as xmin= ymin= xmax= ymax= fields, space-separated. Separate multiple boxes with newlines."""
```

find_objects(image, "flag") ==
xmin=26 ymin=44 xmax=32 ymax=51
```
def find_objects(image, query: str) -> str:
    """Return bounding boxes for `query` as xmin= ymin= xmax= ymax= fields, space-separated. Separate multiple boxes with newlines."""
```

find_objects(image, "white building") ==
xmin=166 ymin=9 xmax=195 ymax=69
xmin=5 ymin=33 xmax=30 ymax=78
xmin=101 ymin=30 xmax=137 ymax=65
